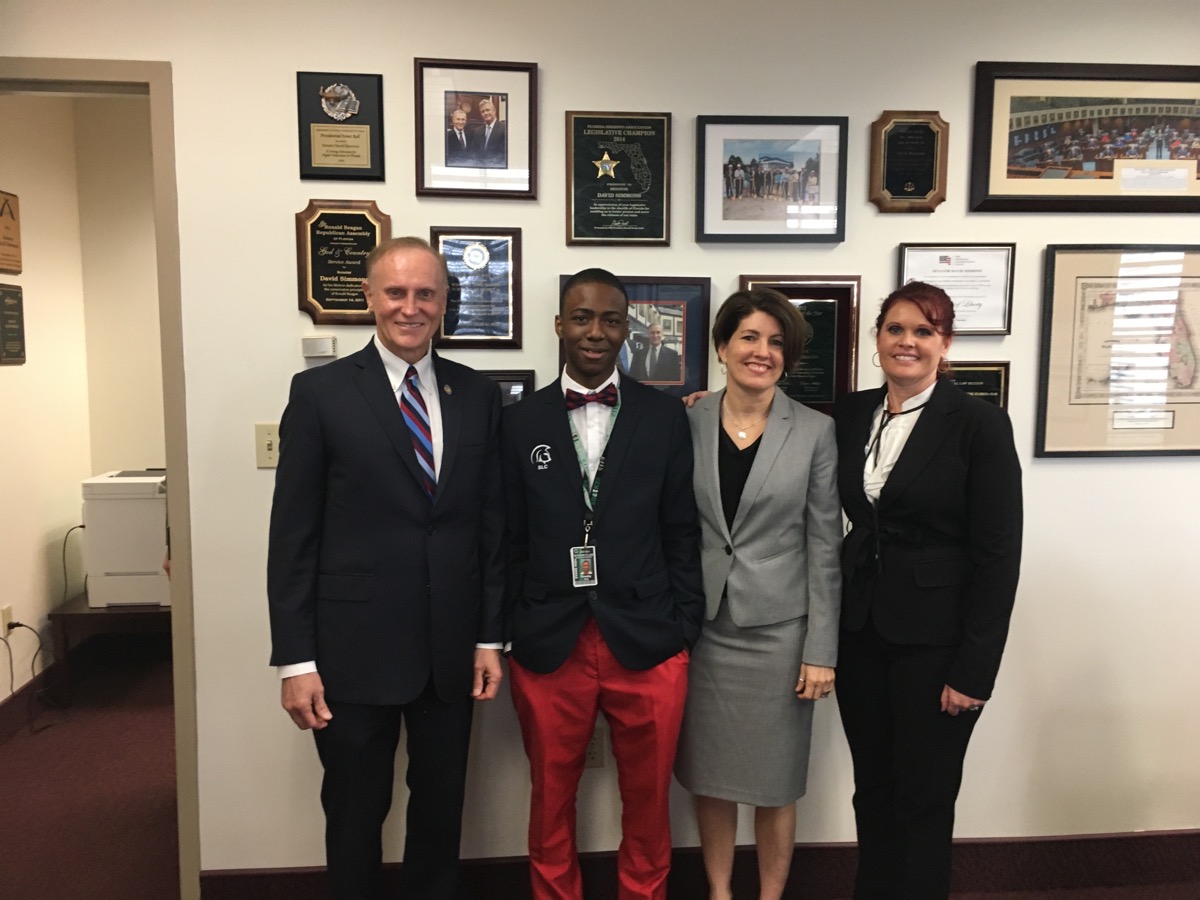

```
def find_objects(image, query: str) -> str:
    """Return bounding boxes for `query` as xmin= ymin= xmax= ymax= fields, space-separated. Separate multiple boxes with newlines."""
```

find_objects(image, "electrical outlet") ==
xmin=255 ymin=423 xmax=280 ymax=468
xmin=1 ymin=605 xmax=13 ymax=632
xmin=584 ymin=728 xmax=605 ymax=768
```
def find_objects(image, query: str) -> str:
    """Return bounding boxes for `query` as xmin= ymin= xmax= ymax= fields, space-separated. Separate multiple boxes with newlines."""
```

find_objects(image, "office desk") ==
xmin=48 ymin=593 xmax=171 ymax=705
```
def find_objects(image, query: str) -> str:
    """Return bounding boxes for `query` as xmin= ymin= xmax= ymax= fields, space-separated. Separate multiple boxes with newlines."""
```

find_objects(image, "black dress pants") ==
xmin=836 ymin=622 xmax=981 ymax=900
xmin=313 ymin=680 xmax=474 ymax=900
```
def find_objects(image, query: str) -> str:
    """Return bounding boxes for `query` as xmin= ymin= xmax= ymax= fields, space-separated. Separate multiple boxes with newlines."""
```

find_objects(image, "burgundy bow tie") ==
xmin=564 ymin=384 xmax=618 ymax=410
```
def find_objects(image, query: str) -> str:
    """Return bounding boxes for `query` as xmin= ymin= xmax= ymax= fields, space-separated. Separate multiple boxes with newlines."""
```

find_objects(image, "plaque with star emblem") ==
xmin=566 ymin=111 xmax=670 ymax=246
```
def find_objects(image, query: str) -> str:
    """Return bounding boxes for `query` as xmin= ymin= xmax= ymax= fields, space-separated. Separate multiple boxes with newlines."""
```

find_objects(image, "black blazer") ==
xmin=834 ymin=378 xmax=1022 ymax=699
xmin=267 ymin=341 xmax=504 ymax=706
xmin=501 ymin=377 xmax=704 ymax=674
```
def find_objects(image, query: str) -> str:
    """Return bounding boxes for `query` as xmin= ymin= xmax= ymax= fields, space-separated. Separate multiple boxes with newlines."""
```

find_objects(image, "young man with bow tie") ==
xmin=501 ymin=268 xmax=704 ymax=900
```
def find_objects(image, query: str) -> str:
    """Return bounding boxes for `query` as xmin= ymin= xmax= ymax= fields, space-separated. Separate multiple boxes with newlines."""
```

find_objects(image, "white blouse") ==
xmin=862 ymin=382 xmax=937 ymax=503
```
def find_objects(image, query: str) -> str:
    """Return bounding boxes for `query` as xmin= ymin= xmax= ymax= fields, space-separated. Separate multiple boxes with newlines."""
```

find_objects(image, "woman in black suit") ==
xmin=833 ymin=282 xmax=1023 ymax=899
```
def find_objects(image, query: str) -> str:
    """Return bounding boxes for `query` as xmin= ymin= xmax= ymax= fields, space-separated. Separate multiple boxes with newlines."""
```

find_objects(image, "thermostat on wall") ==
xmin=301 ymin=335 xmax=337 ymax=358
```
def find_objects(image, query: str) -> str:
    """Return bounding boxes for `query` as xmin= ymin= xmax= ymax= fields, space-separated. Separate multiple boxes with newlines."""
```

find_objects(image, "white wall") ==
xmin=3 ymin=0 xmax=1198 ymax=874
xmin=0 ymin=95 xmax=92 ymax=689
xmin=75 ymin=96 xmax=165 ymax=474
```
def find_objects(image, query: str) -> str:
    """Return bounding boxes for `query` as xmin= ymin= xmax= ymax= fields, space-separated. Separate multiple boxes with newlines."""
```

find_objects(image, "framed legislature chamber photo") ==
xmin=1037 ymin=244 xmax=1200 ymax=457
xmin=970 ymin=61 xmax=1200 ymax=213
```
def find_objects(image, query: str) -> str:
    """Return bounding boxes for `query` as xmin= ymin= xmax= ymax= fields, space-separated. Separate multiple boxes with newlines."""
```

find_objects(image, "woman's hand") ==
xmin=941 ymin=684 xmax=985 ymax=716
xmin=796 ymin=663 xmax=835 ymax=701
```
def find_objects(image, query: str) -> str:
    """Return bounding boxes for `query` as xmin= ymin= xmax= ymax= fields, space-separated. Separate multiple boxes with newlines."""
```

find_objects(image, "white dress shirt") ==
xmin=561 ymin=367 xmax=620 ymax=485
xmin=862 ymin=382 xmax=936 ymax=503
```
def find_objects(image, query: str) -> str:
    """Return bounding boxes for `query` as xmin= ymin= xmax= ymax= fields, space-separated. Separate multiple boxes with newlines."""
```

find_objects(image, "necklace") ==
xmin=722 ymin=397 xmax=769 ymax=440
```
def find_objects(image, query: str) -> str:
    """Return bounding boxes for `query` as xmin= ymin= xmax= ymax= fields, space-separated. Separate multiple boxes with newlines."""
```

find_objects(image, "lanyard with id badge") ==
xmin=568 ymin=397 xmax=619 ymax=589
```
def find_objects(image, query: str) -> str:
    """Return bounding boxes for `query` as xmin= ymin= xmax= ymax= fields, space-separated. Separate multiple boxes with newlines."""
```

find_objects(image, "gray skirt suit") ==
xmin=674 ymin=389 xmax=842 ymax=805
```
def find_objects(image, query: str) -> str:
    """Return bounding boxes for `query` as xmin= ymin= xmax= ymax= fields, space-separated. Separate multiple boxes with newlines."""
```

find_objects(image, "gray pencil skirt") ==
xmin=674 ymin=597 xmax=814 ymax=807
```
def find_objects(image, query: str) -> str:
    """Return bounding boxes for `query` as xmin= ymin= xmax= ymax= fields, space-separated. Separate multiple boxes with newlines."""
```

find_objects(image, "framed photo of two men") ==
xmin=415 ymin=58 xmax=538 ymax=200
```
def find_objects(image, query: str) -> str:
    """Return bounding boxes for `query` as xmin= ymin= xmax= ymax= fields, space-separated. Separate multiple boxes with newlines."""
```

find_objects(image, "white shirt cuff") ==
xmin=475 ymin=642 xmax=503 ymax=650
xmin=278 ymin=661 xmax=318 ymax=679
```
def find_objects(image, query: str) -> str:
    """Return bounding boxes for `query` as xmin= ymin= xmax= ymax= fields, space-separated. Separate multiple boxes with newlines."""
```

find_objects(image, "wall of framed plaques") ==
xmin=6 ymin=2 xmax=1198 ymax=886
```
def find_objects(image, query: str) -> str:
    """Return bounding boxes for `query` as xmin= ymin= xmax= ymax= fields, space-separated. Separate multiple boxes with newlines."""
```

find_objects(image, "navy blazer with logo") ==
xmin=501 ymin=376 xmax=704 ymax=674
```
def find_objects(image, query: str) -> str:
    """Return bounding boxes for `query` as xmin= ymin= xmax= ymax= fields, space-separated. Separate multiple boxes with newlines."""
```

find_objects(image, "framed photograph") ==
xmin=970 ymin=61 xmax=1200 ymax=212
xmin=480 ymin=369 xmax=534 ymax=407
xmin=948 ymin=361 xmax=1010 ymax=410
xmin=296 ymin=72 xmax=384 ymax=181
xmin=566 ymin=111 xmax=670 ymax=246
xmin=696 ymin=116 xmax=848 ymax=243
xmin=869 ymin=110 xmax=948 ymax=213
xmin=1 ymin=283 xmax=26 ymax=365
xmin=431 ymin=227 xmax=521 ymax=349
xmin=415 ymin=58 xmax=538 ymax=200
xmin=558 ymin=275 xmax=711 ymax=398
xmin=1037 ymin=244 xmax=1200 ymax=457
xmin=296 ymin=199 xmax=391 ymax=325
xmin=739 ymin=275 xmax=861 ymax=415
xmin=898 ymin=243 xmax=1015 ymax=335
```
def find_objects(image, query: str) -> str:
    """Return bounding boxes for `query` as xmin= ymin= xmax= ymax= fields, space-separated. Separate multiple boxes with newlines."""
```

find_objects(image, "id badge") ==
xmin=571 ymin=545 xmax=599 ymax=588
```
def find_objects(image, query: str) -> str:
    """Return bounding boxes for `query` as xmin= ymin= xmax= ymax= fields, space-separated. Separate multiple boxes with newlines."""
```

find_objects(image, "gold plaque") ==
xmin=0 ymin=191 xmax=21 ymax=276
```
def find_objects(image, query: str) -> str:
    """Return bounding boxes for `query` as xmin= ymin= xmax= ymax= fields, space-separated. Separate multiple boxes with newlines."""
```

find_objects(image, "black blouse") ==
xmin=718 ymin=424 xmax=761 ymax=532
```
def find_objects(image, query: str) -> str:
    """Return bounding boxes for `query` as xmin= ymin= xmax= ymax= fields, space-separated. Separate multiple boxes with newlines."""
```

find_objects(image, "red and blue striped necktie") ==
xmin=400 ymin=366 xmax=436 ymax=498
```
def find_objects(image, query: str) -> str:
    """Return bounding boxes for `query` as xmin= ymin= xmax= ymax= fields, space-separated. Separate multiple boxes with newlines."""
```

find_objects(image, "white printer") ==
xmin=81 ymin=470 xmax=170 ymax=608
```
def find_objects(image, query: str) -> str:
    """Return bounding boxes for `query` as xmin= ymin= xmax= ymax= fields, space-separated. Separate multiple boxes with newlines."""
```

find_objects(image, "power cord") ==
xmin=61 ymin=524 xmax=85 ymax=604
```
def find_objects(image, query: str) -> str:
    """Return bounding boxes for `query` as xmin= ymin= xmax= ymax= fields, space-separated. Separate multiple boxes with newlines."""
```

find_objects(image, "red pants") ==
xmin=509 ymin=617 xmax=689 ymax=900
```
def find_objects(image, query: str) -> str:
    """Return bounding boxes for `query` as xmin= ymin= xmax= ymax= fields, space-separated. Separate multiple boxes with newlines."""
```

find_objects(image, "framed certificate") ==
xmin=898 ymin=243 xmax=1015 ymax=335
xmin=566 ymin=111 xmax=670 ymax=245
xmin=1037 ymin=244 xmax=1200 ymax=456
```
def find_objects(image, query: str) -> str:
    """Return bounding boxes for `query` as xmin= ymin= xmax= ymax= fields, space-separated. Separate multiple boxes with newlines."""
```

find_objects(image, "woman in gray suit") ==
xmin=675 ymin=289 xmax=842 ymax=900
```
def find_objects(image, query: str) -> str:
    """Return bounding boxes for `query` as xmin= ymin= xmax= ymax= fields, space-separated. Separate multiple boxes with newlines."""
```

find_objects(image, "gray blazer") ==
xmin=688 ymin=388 xmax=842 ymax=666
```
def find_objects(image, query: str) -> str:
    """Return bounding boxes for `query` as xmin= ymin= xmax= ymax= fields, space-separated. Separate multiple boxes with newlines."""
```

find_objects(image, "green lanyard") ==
xmin=567 ymin=394 xmax=621 ymax=512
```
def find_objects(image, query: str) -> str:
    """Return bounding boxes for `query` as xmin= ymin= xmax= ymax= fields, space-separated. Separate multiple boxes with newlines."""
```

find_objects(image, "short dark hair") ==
xmin=364 ymin=237 xmax=449 ymax=290
xmin=559 ymin=268 xmax=629 ymax=313
xmin=876 ymin=281 xmax=955 ymax=373
xmin=711 ymin=288 xmax=807 ymax=373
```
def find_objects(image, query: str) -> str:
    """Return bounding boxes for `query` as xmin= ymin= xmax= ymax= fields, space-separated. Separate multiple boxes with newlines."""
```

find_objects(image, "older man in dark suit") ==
xmin=501 ymin=268 xmax=703 ymax=900
xmin=268 ymin=236 xmax=504 ymax=900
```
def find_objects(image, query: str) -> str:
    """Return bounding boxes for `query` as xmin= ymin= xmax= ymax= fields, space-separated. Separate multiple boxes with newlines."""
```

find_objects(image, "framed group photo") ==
xmin=739 ymin=275 xmax=861 ymax=415
xmin=1037 ymin=243 xmax=1200 ymax=457
xmin=566 ymin=111 xmax=671 ymax=246
xmin=970 ymin=61 xmax=1200 ymax=213
xmin=696 ymin=116 xmax=848 ymax=243
xmin=415 ymin=58 xmax=538 ymax=199
xmin=898 ymin=243 xmax=1015 ymax=335
xmin=431 ymin=226 xmax=522 ymax=349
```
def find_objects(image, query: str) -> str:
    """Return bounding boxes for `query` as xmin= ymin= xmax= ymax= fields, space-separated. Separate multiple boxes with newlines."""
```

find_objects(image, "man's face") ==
xmin=556 ymin=282 xmax=628 ymax=389
xmin=362 ymin=248 xmax=447 ymax=364
xmin=479 ymin=101 xmax=496 ymax=125
xmin=451 ymin=110 xmax=467 ymax=131
xmin=647 ymin=324 xmax=664 ymax=347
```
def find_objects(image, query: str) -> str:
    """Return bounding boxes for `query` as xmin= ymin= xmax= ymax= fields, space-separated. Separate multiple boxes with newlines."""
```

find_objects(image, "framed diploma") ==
xmin=431 ymin=227 xmax=522 ymax=349
xmin=479 ymin=369 xmax=535 ymax=407
xmin=948 ymin=361 xmax=1010 ymax=410
xmin=565 ymin=111 xmax=670 ymax=245
xmin=295 ymin=200 xmax=391 ymax=325
xmin=739 ymin=275 xmax=861 ymax=415
xmin=970 ymin=61 xmax=1200 ymax=213
xmin=0 ymin=191 xmax=21 ymax=275
xmin=869 ymin=111 xmax=948 ymax=213
xmin=1038 ymin=244 xmax=1200 ymax=457
xmin=296 ymin=72 xmax=384 ymax=181
xmin=696 ymin=116 xmax=848 ymax=243
xmin=415 ymin=58 xmax=538 ymax=200
xmin=898 ymin=243 xmax=1015 ymax=335
xmin=1 ymin=284 xmax=26 ymax=365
